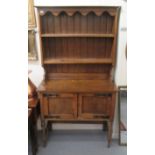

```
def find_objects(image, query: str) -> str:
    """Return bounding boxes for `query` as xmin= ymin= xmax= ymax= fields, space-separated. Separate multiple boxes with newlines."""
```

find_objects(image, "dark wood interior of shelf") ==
xmin=42 ymin=37 xmax=113 ymax=59
xmin=40 ymin=11 xmax=114 ymax=34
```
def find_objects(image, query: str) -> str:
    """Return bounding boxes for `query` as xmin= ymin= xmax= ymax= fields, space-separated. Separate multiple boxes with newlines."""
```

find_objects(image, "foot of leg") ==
xmin=107 ymin=121 xmax=113 ymax=148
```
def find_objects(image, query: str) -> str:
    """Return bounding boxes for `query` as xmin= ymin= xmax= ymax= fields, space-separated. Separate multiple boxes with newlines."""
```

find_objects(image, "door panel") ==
xmin=43 ymin=93 xmax=77 ymax=119
xmin=78 ymin=93 xmax=112 ymax=119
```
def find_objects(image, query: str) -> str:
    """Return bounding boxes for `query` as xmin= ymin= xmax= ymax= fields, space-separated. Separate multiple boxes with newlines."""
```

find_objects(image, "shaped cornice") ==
xmin=38 ymin=7 xmax=117 ymax=17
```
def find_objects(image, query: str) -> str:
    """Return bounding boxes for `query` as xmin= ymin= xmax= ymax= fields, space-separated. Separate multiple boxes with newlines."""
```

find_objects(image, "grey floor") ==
xmin=29 ymin=130 xmax=126 ymax=155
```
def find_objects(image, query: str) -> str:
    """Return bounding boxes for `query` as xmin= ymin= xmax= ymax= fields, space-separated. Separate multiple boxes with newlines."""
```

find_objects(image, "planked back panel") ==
xmin=42 ymin=37 xmax=113 ymax=59
xmin=40 ymin=11 xmax=114 ymax=34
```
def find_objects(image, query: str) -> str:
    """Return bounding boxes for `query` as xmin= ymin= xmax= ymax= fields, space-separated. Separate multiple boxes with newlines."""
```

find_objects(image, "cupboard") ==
xmin=37 ymin=6 xmax=120 ymax=147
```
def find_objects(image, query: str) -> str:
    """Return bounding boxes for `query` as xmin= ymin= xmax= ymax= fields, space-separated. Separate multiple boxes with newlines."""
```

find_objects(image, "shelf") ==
xmin=38 ymin=79 xmax=117 ymax=92
xmin=41 ymin=33 xmax=114 ymax=38
xmin=43 ymin=58 xmax=112 ymax=64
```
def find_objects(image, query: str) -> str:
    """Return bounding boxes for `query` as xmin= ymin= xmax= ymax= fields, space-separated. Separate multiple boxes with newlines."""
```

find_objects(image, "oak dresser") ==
xmin=37 ymin=6 xmax=120 ymax=147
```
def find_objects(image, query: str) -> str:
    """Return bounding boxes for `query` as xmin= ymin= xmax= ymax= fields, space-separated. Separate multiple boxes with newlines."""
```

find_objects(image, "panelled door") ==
xmin=42 ymin=93 xmax=77 ymax=119
xmin=78 ymin=93 xmax=112 ymax=119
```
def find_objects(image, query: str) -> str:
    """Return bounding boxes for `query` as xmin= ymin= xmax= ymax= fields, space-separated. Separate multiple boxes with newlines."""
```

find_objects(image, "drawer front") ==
xmin=78 ymin=93 xmax=112 ymax=119
xmin=43 ymin=93 xmax=77 ymax=119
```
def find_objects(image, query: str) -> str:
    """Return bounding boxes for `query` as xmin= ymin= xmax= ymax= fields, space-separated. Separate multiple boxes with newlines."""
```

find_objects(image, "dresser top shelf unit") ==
xmin=38 ymin=6 xmax=119 ymax=85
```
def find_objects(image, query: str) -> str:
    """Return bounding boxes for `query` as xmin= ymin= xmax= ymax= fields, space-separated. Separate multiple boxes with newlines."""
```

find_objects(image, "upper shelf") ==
xmin=43 ymin=58 xmax=113 ymax=64
xmin=41 ymin=33 xmax=115 ymax=38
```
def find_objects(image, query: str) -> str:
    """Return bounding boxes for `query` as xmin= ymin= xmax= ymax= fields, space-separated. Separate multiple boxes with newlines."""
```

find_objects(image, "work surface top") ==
xmin=38 ymin=80 xmax=117 ymax=93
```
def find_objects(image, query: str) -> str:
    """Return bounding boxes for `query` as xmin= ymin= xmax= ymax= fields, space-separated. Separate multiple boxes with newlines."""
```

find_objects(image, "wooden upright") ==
xmin=37 ymin=6 xmax=120 ymax=147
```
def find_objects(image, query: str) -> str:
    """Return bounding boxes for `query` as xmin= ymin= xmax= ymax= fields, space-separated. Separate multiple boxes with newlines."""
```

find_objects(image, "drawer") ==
xmin=42 ymin=93 xmax=77 ymax=119
xmin=78 ymin=93 xmax=112 ymax=119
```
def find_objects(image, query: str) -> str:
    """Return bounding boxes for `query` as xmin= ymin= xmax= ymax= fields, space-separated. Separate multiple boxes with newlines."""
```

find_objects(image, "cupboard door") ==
xmin=78 ymin=93 xmax=112 ymax=119
xmin=43 ymin=93 xmax=77 ymax=119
